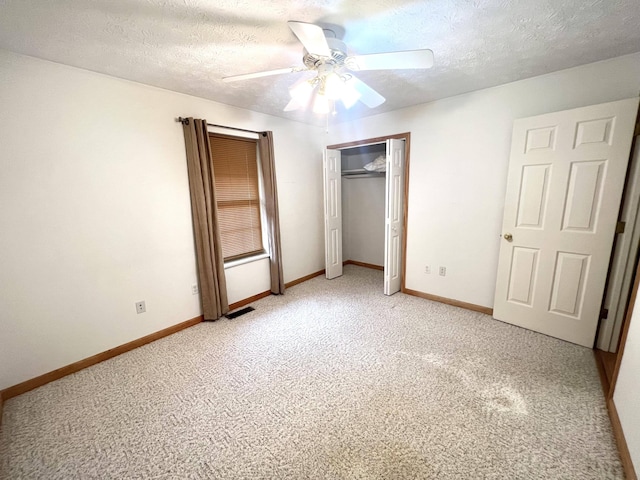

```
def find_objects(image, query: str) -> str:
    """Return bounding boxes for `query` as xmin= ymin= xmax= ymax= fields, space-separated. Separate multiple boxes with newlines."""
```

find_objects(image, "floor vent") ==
xmin=225 ymin=306 xmax=255 ymax=319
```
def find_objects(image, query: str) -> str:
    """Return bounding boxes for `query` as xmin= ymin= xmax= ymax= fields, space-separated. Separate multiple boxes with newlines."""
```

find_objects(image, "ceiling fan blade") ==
xmin=347 ymin=49 xmax=434 ymax=71
xmin=288 ymin=21 xmax=331 ymax=57
xmin=346 ymin=76 xmax=385 ymax=108
xmin=222 ymin=67 xmax=299 ymax=83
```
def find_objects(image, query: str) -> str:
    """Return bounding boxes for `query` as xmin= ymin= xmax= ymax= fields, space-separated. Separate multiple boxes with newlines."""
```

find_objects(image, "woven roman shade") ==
xmin=209 ymin=134 xmax=264 ymax=261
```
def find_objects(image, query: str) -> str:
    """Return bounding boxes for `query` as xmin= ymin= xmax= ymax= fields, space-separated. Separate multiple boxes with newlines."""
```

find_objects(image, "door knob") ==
xmin=503 ymin=233 xmax=513 ymax=242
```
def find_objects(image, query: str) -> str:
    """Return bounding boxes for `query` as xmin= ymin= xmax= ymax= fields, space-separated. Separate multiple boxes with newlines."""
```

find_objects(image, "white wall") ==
xmin=329 ymin=53 xmax=640 ymax=308
xmin=0 ymin=50 xmax=325 ymax=390
xmin=342 ymin=177 xmax=386 ymax=266
xmin=225 ymin=258 xmax=272 ymax=304
xmin=614 ymin=298 xmax=640 ymax=473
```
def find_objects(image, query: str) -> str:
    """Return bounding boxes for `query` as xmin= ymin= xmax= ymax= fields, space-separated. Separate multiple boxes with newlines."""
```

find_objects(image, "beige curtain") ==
xmin=182 ymin=118 xmax=229 ymax=320
xmin=258 ymin=131 xmax=285 ymax=294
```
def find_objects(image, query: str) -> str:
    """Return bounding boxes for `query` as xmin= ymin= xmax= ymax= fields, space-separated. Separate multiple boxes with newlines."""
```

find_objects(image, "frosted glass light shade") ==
xmin=289 ymin=79 xmax=314 ymax=101
xmin=324 ymin=73 xmax=344 ymax=100
xmin=313 ymin=93 xmax=330 ymax=114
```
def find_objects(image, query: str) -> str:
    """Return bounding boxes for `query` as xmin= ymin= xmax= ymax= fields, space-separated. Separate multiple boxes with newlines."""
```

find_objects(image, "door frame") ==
xmin=595 ymin=116 xmax=639 ymax=480
xmin=597 ymin=140 xmax=640 ymax=352
xmin=604 ymin=245 xmax=640 ymax=480
xmin=327 ymin=132 xmax=411 ymax=292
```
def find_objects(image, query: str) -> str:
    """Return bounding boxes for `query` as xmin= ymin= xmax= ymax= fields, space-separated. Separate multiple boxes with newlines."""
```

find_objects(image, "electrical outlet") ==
xmin=191 ymin=284 xmax=199 ymax=295
xmin=439 ymin=266 xmax=446 ymax=276
xmin=135 ymin=301 xmax=146 ymax=314
xmin=425 ymin=266 xmax=431 ymax=274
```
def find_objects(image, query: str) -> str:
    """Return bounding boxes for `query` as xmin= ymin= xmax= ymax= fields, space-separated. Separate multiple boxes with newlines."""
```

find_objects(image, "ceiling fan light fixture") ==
xmin=225 ymin=21 xmax=434 ymax=116
xmin=313 ymin=92 xmax=330 ymax=114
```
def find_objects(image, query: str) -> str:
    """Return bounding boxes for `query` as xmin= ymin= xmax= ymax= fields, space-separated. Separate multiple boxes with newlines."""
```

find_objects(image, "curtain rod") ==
xmin=177 ymin=117 xmax=266 ymax=137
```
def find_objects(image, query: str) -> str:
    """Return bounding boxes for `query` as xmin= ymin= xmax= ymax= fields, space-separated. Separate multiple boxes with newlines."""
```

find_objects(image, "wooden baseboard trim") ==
xmin=343 ymin=260 xmax=384 ymax=271
xmin=403 ymin=288 xmax=493 ymax=315
xmin=0 ymin=266 xmax=329 ymax=403
xmin=228 ymin=269 xmax=326 ymax=311
xmin=607 ymin=398 xmax=638 ymax=480
xmin=229 ymin=291 xmax=271 ymax=311
xmin=593 ymin=350 xmax=610 ymax=397
xmin=285 ymin=269 xmax=325 ymax=288
xmin=0 ymin=315 xmax=203 ymax=401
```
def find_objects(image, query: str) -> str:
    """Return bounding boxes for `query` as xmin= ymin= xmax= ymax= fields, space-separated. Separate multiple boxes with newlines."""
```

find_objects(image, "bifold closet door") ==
xmin=384 ymin=139 xmax=405 ymax=295
xmin=324 ymin=148 xmax=343 ymax=279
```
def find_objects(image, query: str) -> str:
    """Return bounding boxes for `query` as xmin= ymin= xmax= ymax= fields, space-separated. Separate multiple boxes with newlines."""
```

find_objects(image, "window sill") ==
xmin=224 ymin=252 xmax=270 ymax=270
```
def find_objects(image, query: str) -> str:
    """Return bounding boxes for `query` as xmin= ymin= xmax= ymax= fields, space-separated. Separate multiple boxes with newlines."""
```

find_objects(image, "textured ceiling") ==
xmin=1 ymin=0 xmax=639 ymax=126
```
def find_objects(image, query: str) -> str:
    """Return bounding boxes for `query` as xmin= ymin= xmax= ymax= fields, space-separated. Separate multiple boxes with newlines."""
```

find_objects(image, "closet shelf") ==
xmin=342 ymin=169 xmax=386 ymax=179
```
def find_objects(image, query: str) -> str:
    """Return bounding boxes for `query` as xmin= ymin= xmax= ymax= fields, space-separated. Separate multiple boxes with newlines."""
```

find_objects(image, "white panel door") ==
xmin=384 ymin=139 xmax=405 ymax=295
xmin=494 ymin=98 xmax=638 ymax=347
xmin=324 ymin=149 xmax=343 ymax=279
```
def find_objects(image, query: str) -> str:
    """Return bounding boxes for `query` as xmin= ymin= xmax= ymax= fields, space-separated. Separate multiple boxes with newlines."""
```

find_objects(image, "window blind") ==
xmin=209 ymin=134 xmax=264 ymax=261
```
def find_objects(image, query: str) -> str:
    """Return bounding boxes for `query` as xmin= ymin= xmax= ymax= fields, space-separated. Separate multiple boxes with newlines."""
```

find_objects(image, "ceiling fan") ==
xmin=222 ymin=21 xmax=434 ymax=114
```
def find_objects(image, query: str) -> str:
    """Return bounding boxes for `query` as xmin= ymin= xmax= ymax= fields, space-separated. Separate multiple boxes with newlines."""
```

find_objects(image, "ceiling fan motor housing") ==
xmin=303 ymin=37 xmax=348 ymax=70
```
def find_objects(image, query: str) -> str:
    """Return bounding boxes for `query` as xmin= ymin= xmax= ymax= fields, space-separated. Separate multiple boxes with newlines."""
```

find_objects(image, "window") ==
xmin=209 ymin=133 xmax=264 ymax=261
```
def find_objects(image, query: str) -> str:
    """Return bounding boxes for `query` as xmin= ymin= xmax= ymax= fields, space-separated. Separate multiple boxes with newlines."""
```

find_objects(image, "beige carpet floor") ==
xmin=0 ymin=265 xmax=622 ymax=479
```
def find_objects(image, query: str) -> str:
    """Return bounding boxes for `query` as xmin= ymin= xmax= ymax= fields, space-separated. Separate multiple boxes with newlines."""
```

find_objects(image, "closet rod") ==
xmin=177 ymin=117 xmax=267 ymax=137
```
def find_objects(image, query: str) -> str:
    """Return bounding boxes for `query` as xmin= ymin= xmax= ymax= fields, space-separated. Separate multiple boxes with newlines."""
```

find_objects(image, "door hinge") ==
xmin=616 ymin=221 xmax=626 ymax=234
xmin=600 ymin=308 xmax=609 ymax=320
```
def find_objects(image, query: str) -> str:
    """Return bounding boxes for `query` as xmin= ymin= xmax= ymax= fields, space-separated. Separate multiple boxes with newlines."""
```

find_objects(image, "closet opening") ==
xmin=324 ymin=133 xmax=411 ymax=296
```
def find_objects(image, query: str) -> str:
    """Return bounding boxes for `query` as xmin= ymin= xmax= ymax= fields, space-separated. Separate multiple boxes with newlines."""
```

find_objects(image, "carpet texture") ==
xmin=0 ymin=266 xmax=622 ymax=479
